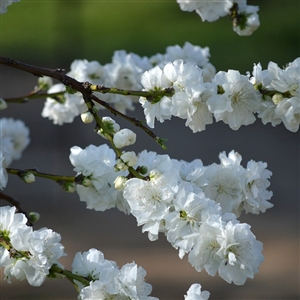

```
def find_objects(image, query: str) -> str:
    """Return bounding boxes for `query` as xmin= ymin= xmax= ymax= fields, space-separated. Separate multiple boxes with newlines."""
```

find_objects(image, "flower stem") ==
xmin=6 ymin=168 xmax=75 ymax=183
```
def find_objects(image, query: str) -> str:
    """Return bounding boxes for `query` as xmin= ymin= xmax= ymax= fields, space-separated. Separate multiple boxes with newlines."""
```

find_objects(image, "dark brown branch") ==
xmin=0 ymin=57 xmax=167 ymax=149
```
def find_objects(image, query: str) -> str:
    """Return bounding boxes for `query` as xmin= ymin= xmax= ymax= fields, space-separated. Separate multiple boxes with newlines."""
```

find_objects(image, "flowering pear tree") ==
xmin=0 ymin=1 xmax=299 ymax=299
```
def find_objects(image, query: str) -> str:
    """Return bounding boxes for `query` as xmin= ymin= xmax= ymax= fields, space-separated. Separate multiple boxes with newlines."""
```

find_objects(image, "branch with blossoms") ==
xmin=0 ymin=0 xmax=299 ymax=300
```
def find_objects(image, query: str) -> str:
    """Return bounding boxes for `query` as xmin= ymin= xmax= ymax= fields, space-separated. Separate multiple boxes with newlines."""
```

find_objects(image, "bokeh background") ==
xmin=0 ymin=1 xmax=299 ymax=299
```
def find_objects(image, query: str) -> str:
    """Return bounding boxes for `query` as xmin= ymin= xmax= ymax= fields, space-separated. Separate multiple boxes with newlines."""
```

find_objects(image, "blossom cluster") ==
xmin=251 ymin=59 xmax=300 ymax=132
xmin=40 ymin=42 xmax=214 ymax=125
xmin=0 ymin=206 xmax=164 ymax=299
xmin=141 ymin=57 xmax=300 ymax=132
xmin=0 ymin=118 xmax=30 ymax=189
xmin=0 ymin=206 xmax=66 ymax=286
xmin=177 ymin=0 xmax=260 ymax=36
xmin=72 ymin=248 xmax=158 ymax=300
xmin=39 ymin=42 xmax=299 ymax=133
xmin=70 ymin=143 xmax=272 ymax=284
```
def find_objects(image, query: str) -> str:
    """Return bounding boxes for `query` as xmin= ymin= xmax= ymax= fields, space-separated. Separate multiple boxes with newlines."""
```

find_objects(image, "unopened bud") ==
xmin=272 ymin=93 xmax=284 ymax=105
xmin=61 ymin=182 xmax=76 ymax=193
xmin=120 ymin=151 xmax=137 ymax=167
xmin=113 ymin=129 xmax=136 ymax=149
xmin=114 ymin=159 xmax=128 ymax=171
xmin=137 ymin=166 xmax=148 ymax=175
xmin=28 ymin=212 xmax=40 ymax=223
xmin=81 ymin=111 xmax=94 ymax=124
xmin=23 ymin=172 xmax=35 ymax=183
xmin=114 ymin=176 xmax=127 ymax=191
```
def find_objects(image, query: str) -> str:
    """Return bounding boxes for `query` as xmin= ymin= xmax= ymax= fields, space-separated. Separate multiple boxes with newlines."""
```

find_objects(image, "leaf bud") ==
xmin=28 ymin=212 xmax=40 ymax=223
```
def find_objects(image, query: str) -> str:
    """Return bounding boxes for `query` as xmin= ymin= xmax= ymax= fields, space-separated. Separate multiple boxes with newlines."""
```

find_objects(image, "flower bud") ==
xmin=114 ymin=158 xmax=128 ymax=171
xmin=114 ymin=176 xmax=127 ymax=191
xmin=113 ymin=129 xmax=136 ymax=149
xmin=272 ymin=93 xmax=284 ymax=105
xmin=121 ymin=151 xmax=137 ymax=167
xmin=23 ymin=172 xmax=35 ymax=183
xmin=61 ymin=182 xmax=76 ymax=193
xmin=137 ymin=165 xmax=148 ymax=175
xmin=28 ymin=212 xmax=40 ymax=223
xmin=81 ymin=111 xmax=94 ymax=124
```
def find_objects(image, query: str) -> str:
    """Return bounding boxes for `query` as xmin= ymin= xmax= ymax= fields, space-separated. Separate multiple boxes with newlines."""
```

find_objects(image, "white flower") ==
xmin=165 ymin=183 xmax=222 ymax=258
xmin=23 ymin=228 xmax=66 ymax=286
xmin=255 ymin=58 xmax=300 ymax=132
xmin=0 ymin=0 xmax=20 ymax=14
xmin=200 ymin=164 xmax=243 ymax=214
xmin=140 ymin=66 xmax=173 ymax=128
xmin=42 ymin=83 xmax=87 ymax=125
xmin=70 ymin=144 xmax=120 ymax=211
xmin=164 ymin=42 xmax=211 ymax=69
xmin=233 ymin=3 xmax=260 ymax=36
xmin=177 ymin=0 xmax=233 ymax=22
xmin=102 ymin=50 xmax=152 ymax=114
xmin=75 ymin=250 xmax=157 ymax=300
xmin=123 ymin=177 xmax=174 ymax=241
xmin=208 ymin=70 xmax=261 ymax=130
xmin=184 ymin=283 xmax=210 ymax=300
xmin=0 ymin=118 xmax=30 ymax=165
xmin=0 ymin=206 xmax=65 ymax=286
xmin=276 ymin=97 xmax=300 ymax=132
xmin=68 ymin=59 xmax=105 ymax=83
xmin=188 ymin=217 xmax=224 ymax=276
xmin=242 ymin=160 xmax=273 ymax=214
xmin=113 ymin=129 xmax=136 ymax=149
xmin=217 ymin=221 xmax=264 ymax=285
xmin=116 ymin=262 xmax=158 ymax=300
xmin=268 ymin=59 xmax=300 ymax=95
xmin=72 ymin=248 xmax=118 ymax=281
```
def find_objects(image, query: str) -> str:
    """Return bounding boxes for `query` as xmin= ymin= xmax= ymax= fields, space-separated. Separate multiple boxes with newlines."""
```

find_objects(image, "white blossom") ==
xmin=165 ymin=183 xmax=222 ymax=258
xmin=177 ymin=0 xmax=233 ymax=22
xmin=69 ymin=144 xmax=120 ymax=211
xmin=184 ymin=283 xmax=210 ymax=300
xmin=113 ymin=129 xmax=137 ymax=149
xmin=0 ymin=118 xmax=30 ymax=165
xmin=242 ymin=160 xmax=273 ymax=214
xmin=208 ymin=70 xmax=261 ymax=130
xmin=139 ymin=66 xmax=173 ymax=128
xmin=42 ymin=83 xmax=87 ymax=125
xmin=233 ymin=2 xmax=260 ymax=36
xmin=0 ymin=206 xmax=65 ymax=286
xmin=116 ymin=262 xmax=158 ymax=300
xmin=217 ymin=221 xmax=264 ymax=285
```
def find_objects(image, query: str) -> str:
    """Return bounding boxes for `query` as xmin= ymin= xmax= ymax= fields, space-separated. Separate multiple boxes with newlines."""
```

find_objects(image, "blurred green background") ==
xmin=1 ymin=0 xmax=299 ymax=71
xmin=0 ymin=1 xmax=299 ymax=300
